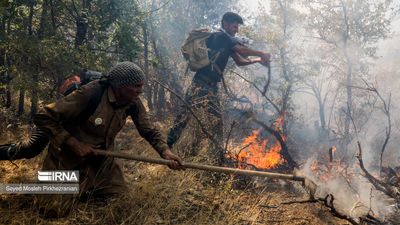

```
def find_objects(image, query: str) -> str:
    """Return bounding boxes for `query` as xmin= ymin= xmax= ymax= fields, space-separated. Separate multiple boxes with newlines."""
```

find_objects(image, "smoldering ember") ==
xmin=0 ymin=0 xmax=400 ymax=224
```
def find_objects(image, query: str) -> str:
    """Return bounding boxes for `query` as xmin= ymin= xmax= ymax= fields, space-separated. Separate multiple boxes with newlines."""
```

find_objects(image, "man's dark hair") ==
xmin=221 ymin=12 xmax=243 ymax=27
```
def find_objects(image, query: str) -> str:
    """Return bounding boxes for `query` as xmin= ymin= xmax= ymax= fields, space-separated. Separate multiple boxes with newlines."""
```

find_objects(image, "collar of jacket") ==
xmin=219 ymin=28 xmax=232 ymax=38
xmin=219 ymin=28 xmax=245 ymax=46
xmin=108 ymin=86 xmax=117 ymax=104
xmin=107 ymin=86 xmax=136 ymax=109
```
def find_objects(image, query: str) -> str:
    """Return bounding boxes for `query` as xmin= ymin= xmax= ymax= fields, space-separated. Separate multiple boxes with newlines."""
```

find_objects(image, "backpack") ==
xmin=60 ymin=70 xmax=103 ymax=96
xmin=59 ymin=70 xmax=106 ymax=122
xmin=181 ymin=28 xmax=215 ymax=72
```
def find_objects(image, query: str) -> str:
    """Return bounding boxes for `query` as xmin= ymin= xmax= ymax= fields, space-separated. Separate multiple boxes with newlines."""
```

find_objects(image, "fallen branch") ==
xmin=261 ymin=194 xmax=360 ymax=225
xmin=324 ymin=194 xmax=360 ymax=225
xmin=260 ymin=198 xmax=318 ymax=208
xmin=240 ymin=217 xmax=310 ymax=223
xmin=356 ymin=141 xmax=400 ymax=202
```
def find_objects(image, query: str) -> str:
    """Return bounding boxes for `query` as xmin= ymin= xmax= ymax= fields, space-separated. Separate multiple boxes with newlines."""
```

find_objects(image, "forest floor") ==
xmin=0 ymin=119 xmax=351 ymax=225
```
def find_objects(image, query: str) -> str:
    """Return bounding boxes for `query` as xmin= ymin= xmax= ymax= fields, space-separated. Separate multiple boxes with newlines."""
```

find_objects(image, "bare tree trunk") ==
xmin=311 ymin=84 xmax=328 ymax=139
xmin=18 ymin=89 xmax=24 ymax=116
xmin=342 ymin=0 xmax=352 ymax=144
xmin=278 ymin=1 xmax=292 ymax=137
xmin=3 ymin=5 xmax=14 ymax=109
xmin=142 ymin=22 xmax=153 ymax=111
xmin=75 ymin=0 xmax=90 ymax=48
xmin=279 ymin=48 xmax=292 ymax=137
xmin=344 ymin=62 xmax=352 ymax=140
xmin=75 ymin=14 xmax=87 ymax=48
xmin=6 ymin=84 xmax=11 ymax=108
xmin=37 ymin=0 xmax=49 ymax=39
xmin=152 ymin=83 xmax=158 ymax=110
xmin=30 ymin=72 xmax=38 ymax=117
xmin=30 ymin=2 xmax=38 ymax=117
xmin=49 ymin=0 xmax=57 ymax=32
xmin=28 ymin=1 xmax=34 ymax=35
xmin=157 ymin=85 xmax=166 ymax=118
xmin=148 ymin=2 xmax=182 ymax=112
xmin=5 ymin=55 xmax=11 ymax=109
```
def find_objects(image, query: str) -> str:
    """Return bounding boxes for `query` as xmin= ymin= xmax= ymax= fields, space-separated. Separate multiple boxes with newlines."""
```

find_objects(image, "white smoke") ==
xmin=302 ymin=158 xmax=397 ymax=222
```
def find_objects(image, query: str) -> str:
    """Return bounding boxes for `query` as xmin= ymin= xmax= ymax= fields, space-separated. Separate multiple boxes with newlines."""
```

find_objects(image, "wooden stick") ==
xmin=94 ymin=150 xmax=305 ymax=181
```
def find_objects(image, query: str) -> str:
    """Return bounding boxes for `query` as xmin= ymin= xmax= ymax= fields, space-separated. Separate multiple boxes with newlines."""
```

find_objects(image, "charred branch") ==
xmin=261 ymin=194 xmax=361 ymax=225
xmin=221 ymin=75 xmax=254 ymax=108
xmin=261 ymin=65 xmax=271 ymax=97
xmin=360 ymin=79 xmax=392 ymax=177
xmin=252 ymin=116 xmax=297 ymax=169
xmin=356 ymin=141 xmax=400 ymax=203
xmin=328 ymin=147 xmax=334 ymax=163
xmin=260 ymin=198 xmax=318 ymax=208
xmin=224 ymin=120 xmax=237 ymax=155
xmin=228 ymin=69 xmax=281 ymax=114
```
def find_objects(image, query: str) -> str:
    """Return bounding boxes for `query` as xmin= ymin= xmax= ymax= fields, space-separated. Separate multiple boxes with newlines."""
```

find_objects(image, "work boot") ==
xmin=0 ymin=128 xmax=49 ymax=161
xmin=0 ymin=144 xmax=13 ymax=160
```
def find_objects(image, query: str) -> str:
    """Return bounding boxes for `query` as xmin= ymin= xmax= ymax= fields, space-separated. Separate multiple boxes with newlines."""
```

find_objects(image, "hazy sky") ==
xmin=240 ymin=0 xmax=399 ymax=63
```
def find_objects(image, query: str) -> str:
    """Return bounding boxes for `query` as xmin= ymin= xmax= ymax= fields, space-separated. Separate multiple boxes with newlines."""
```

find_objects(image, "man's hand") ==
xmin=232 ymin=45 xmax=271 ymax=67
xmin=250 ymin=57 xmax=263 ymax=64
xmin=65 ymin=136 xmax=99 ymax=157
xmin=161 ymin=149 xmax=185 ymax=170
xmin=260 ymin=52 xmax=271 ymax=67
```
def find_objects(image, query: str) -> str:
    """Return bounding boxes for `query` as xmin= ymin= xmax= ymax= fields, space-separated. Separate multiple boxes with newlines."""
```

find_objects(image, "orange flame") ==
xmin=229 ymin=124 xmax=285 ymax=170
xmin=311 ymin=157 xmax=349 ymax=182
xmin=312 ymin=160 xmax=318 ymax=170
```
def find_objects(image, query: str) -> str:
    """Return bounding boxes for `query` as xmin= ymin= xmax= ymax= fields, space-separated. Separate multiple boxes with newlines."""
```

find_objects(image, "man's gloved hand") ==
xmin=161 ymin=149 xmax=185 ymax=170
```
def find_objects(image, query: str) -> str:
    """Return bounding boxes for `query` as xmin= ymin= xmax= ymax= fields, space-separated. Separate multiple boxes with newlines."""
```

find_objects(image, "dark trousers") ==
xmin=167 ymin=78 xmax=224 ymax=164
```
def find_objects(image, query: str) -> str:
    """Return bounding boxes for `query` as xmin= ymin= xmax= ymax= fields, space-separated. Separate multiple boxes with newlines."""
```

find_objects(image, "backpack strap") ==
xmin=74 ymin=81 xmax=106 ymax=123
xmin=210 ymin=51 xmax=222 ymax=75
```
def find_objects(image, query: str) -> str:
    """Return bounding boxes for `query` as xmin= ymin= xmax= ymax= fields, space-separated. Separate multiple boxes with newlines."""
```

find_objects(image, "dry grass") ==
xmin=0 ymin=119 xmax=351 ymax=224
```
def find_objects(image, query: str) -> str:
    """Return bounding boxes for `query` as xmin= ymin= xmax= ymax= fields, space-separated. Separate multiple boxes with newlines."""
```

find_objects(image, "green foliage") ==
xmin=114 ymin=22 xmax=140 ymax=61
xmin=0 ymin=0 xmax=147 ymax=114
xmin=0 ymin=0 xmax=10 ymax=8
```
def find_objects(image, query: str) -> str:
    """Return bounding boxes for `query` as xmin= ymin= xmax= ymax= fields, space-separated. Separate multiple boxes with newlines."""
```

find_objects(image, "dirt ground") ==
xmin=0 ymin=121 xmax=351 ymax=225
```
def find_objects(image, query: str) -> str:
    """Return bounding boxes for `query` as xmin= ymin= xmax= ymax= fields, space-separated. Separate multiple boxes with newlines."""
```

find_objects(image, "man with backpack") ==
xmin=32 ymin=61 xmax=184 ymax=216
xmin=167 ymin=12 xmax=271 ymax=165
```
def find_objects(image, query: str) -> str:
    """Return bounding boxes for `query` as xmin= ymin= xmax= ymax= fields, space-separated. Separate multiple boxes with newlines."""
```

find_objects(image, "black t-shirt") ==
xmin=194 ymin=31 xmax=239 ymax=84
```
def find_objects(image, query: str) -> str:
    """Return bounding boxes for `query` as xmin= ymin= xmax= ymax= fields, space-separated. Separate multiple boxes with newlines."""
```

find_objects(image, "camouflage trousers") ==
xmin=167 ymin=78 xmax=224 ymax=165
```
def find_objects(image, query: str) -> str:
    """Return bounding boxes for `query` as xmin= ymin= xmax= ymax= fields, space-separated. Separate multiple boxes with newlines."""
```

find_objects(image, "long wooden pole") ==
xmin=95 ymin=150 xmax=305 ymax=181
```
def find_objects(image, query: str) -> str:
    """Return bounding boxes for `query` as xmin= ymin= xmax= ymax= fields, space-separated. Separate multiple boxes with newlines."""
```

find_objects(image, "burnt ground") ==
xmin=0 ymin=120 xmax=351 ymax=225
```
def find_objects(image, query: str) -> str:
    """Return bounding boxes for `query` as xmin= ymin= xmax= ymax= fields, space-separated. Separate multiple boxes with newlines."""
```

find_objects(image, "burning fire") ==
xmin=312 ymin=158 xmax=347 ymax=182
xmin=228 ymin=115 xmax=286 ymax=170
xmin=311 ymin=147 xmax=356 ymax=183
